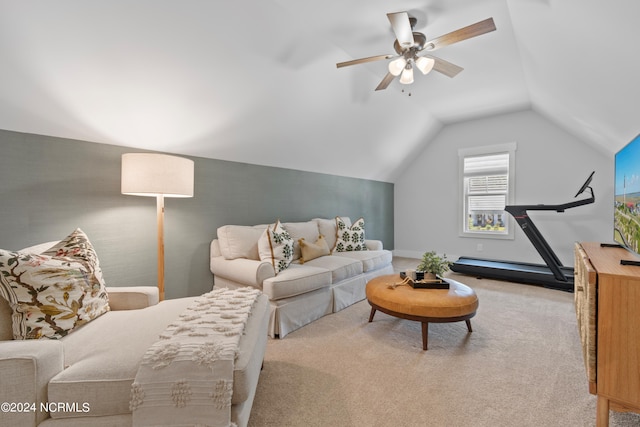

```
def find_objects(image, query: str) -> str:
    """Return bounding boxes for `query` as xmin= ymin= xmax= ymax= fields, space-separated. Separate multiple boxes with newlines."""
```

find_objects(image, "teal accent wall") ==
xmin=0 ymin=129 xmax=394 ymax=298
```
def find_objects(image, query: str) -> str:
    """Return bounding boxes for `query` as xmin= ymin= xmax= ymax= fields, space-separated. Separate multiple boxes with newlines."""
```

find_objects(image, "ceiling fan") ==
xmin=336 ymin=12 xmax=496 ymax=91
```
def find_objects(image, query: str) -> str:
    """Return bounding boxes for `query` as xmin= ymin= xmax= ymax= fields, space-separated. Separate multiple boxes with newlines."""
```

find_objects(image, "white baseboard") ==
xmin=392 ymin=249 xmax=424 ymax=259
xmin=392 ymin=249 xmax=462 ymax=261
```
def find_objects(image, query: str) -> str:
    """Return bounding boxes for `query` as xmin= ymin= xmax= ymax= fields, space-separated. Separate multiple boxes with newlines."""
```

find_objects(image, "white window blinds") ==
xmin=463 ymin=153 xmax=509 ymax=176
xmin=459 ymin=145 xmax=515 ymax=239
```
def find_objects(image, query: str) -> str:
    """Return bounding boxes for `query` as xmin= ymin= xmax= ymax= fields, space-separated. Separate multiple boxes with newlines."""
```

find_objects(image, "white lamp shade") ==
xmin=415 ymin=56 xmax=435 ymax=75
xmin=121 ymin=153 xmax=194 ymax=198
xmin=399 ymin=66 xmax=414 ymax=85
xmin=388 ymin=57 xmax=407 ymax=77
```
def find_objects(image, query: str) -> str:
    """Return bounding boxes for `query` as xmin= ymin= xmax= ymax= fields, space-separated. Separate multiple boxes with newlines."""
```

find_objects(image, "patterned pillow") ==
xmin=334 ymin=217 xmax=368 ymax=252
xmin=299 ymin=235 xmax=330 ymax=264
xmin=258 ymin=221 xmax=294 ymax=274
xmin=0 ymin=229 xmax=110 ymax=339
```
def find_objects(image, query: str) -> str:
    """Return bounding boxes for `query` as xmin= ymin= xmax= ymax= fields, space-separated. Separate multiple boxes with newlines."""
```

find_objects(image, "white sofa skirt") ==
xmin=215 ymin=276 xmax=332 ymax=338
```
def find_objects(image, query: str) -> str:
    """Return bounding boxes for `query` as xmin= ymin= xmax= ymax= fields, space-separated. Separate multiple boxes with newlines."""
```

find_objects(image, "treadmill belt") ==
xmin=454 ymin=258 xmax=564 ymax=275
xmin=451 ymin=257 xmax=574 ymax=291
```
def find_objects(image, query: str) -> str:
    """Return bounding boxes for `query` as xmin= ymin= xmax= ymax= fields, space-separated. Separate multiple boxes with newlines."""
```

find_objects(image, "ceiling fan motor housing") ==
xmin=393 ymin=32 xmax=428 ymax=55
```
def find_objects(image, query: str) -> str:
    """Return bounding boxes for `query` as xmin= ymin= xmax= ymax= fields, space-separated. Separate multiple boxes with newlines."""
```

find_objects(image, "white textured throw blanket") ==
xmin=131 ymin=287 xmax=262 ymax=427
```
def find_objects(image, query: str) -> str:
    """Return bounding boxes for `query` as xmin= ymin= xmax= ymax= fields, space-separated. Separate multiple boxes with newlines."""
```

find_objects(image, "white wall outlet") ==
xmin=476 ymin=243 xmax=483 ymax=252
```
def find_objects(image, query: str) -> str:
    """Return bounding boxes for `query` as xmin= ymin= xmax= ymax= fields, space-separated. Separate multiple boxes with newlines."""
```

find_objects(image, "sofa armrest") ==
xmin=210 ymin=256 xmax=275 ymax=289
xmin=0 ymin=340 xmax=64 ymax=427
xmin=106 ymin=286 xmax=159 ymax=310
xmin=210 ymin=239 xmax=222 ymax=258
xmin=365 ymin=239 xmax=384 ymax=251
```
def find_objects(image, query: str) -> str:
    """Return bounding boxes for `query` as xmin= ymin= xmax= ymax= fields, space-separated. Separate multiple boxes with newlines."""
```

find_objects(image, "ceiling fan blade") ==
xmin=336 ymin=54 xmax=394 ymax=68
xmin=424 ymin=55 xmax=464 ymax=78
xmin=375 ymin=72 xmax=396 ymax=91
xmin=426 ymin=17 xmax=496 ymax=51
xmin=387 ymin=12 xmax=415 ymax=49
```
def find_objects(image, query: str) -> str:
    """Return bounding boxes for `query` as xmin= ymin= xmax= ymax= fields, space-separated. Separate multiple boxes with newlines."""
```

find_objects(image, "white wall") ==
xmin=394 ymin=109 xmax=613 ymax=267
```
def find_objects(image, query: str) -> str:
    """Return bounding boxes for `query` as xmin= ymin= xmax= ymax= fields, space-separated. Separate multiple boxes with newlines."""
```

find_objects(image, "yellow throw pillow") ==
xmin=299 ymin=235 xmax=330 ymax=263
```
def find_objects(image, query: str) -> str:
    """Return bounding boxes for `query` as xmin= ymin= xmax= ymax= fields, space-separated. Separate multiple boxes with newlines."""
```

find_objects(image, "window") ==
xmin=458 ymin=143 xmax=516 ymax=239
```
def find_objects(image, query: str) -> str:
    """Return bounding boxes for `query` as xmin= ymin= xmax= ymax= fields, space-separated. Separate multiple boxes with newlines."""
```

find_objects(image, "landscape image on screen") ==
xmin=614 ymin=135 xmax=640 ymax=254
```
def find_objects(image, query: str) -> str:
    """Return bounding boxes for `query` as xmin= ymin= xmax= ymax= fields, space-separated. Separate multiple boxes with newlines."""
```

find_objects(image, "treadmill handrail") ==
xmin=504 ymin=185 xmax=595 ymax=282
xmin=505 ymin=188 xmax=594 ymax=213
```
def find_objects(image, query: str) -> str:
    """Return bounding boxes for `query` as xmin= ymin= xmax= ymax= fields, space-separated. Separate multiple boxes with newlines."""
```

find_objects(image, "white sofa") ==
xmin=210 ymin=217 xmax=394 ymax=338
xmin=0 ymin=241 xmax=269 ymax=427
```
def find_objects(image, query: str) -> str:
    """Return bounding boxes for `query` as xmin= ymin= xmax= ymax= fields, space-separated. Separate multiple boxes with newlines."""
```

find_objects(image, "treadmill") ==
xmin=451 ymin=171 xmax=595 ymax=292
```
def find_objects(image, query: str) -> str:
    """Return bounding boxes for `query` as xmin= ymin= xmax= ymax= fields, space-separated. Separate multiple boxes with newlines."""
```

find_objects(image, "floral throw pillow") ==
xmin=0 ymin=228 xmax=110 ymax=340
xmin=334 ymin=217 xmax=368 ymax=252
xmin=258 ymin=221 xmax=294 ymax=274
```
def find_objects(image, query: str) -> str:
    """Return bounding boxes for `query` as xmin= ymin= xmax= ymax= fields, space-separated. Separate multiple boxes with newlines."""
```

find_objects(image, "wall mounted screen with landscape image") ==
xmin=614 ymin=134 xmax=640 ymax=255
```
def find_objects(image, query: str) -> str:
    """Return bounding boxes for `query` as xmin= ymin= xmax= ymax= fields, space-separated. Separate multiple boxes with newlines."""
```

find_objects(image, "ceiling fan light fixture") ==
xmin=388 ymin=57 xmax=407 ymax=76
xmin=415 ymin=56 xmax=435 ymax=75
xmin=399 ymin=65 xmax=414 ymax=85
xmin=336 ymin=13 xmax=496 ymax=92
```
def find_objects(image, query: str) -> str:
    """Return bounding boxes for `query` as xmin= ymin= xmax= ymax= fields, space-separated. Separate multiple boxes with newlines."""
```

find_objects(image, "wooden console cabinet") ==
xmin=574 ymin=242 xmax=640 ymax=426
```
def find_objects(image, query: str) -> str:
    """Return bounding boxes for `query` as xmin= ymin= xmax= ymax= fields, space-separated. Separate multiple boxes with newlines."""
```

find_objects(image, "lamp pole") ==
xmin=156 ymin=194 xmax=165 ymax=300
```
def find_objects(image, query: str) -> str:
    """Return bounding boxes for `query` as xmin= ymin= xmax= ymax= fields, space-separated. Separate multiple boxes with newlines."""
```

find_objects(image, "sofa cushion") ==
xmin=217 ymin=225 xmax=266 ymax=260
xmin=314 ymin=218 xmax=335 ymax=251
xmin=300 ymin=255 xmax=363 ymax=283
xmin=283 ymin=221 xmax=321 ymax=260
xmin=0 ymin=229 xmax=110 ymax=340
xmin=47 ymin=295 xmax=268 ymax=419
xmin=299 ymin=235 xmax=330 ymax=263
xmin=334 ymin=217 xmax=368 ymax=252
xmin=258 ymin=220 xmax=294 ymax=274
xmin=334 ymin=250 xmax=393 ymax=273
xmin=48 ymin=297 xmax=196 ymax=418
xmin=262 ymin=264 xmax=331 ymax=300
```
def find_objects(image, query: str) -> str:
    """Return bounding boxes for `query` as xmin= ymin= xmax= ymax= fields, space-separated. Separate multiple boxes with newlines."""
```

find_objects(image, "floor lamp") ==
xmin=121 ymin=153 xmax=194 ymax=300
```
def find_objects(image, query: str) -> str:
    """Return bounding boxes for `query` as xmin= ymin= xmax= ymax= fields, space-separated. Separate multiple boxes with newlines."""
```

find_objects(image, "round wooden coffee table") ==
xmin=365 ymin=274 xmax=479 ymax=350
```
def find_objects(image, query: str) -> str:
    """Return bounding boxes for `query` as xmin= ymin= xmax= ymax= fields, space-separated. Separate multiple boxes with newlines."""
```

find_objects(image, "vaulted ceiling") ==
xmin=0 ymin=1 xmax=638 ymax=182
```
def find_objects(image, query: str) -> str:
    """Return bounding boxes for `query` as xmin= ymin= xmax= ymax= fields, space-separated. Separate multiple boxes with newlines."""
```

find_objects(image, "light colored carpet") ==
xmin=248 ymin=268 xmax=640 ymax=427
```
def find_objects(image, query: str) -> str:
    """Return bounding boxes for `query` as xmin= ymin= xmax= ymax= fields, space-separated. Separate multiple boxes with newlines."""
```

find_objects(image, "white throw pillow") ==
xmin=334 ymin=217 xmax=368 ymax=252
xmin=258 ymin=221 xmax=294 ymax=274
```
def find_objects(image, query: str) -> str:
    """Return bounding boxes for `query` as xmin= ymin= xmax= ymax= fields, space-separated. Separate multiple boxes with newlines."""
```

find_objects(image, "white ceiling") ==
xmin=0 ymin=0 xmax=639 ymax=182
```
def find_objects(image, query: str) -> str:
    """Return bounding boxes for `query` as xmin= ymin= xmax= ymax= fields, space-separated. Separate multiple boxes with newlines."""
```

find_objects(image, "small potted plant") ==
xmin=416 ymin=251 xmax=453 ymax=280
